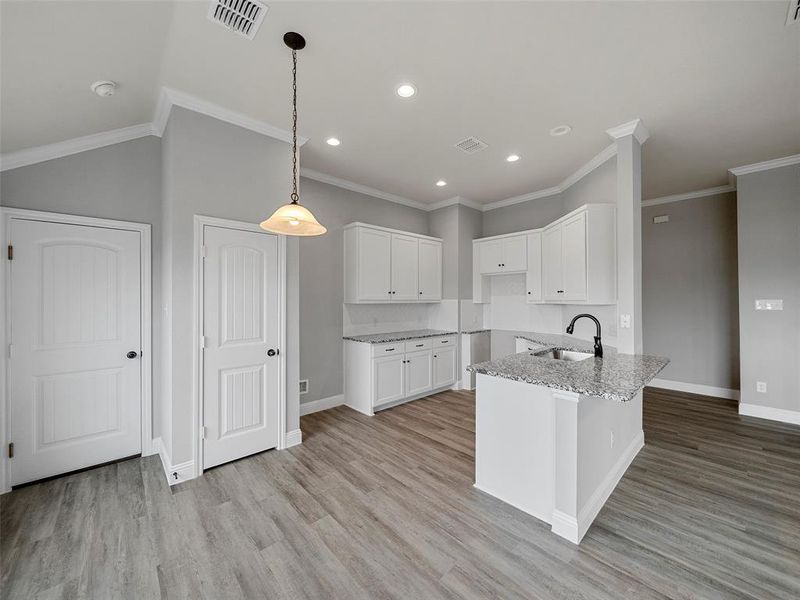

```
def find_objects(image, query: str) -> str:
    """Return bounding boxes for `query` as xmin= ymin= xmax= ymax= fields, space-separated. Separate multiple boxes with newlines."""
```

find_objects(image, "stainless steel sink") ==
xmin=535 ymin=349 xmax=594 ymax=362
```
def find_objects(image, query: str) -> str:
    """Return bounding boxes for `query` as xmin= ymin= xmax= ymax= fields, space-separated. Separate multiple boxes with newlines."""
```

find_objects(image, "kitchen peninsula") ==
xmin=468 ymin=332 xmax=668 ymax=544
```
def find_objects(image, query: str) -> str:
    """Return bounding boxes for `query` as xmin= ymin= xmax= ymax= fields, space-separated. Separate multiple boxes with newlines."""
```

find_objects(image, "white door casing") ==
xmin=201 ymin=225 xmax=281 ymax=469
xmin=7 ymin=219 xmax=143 ymax=486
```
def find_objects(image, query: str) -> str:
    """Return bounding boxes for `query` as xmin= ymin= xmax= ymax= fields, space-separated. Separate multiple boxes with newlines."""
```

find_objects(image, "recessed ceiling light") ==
xmin=326 ymin=137 xmax=341 ymax=146
xmin=506 ymin=154 xmax=520 ymax=162
xmin=90 ymin=80 xmax=116 ymax=97
xmin=396 ymin=83 xmax=417 ymax=98
xmin=550 ymin=125 xmax=572 ymax=137
xmin=436 ymin=180 xmax=447 ymax=187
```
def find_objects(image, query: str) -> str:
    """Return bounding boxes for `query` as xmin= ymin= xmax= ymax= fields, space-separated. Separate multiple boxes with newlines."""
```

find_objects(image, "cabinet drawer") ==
xmin=431 ymin=336 xmax=456 ymax=348
xmin=372 ymin=343 xmax=403 ymax=357
xmin=404 ymin=338 xmax=432 ymax=352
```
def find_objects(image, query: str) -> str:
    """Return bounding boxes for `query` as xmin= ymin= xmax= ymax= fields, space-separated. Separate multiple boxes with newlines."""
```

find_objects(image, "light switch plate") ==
xmin=653 ymin=215 xmax=669 ymax=224
xmin=620 ymin=314 xmax=631 ymax=329
xmin=756 ymin=381 xmax=767 ymax=393
xmin=755 ymin=299 xmax=783 ymax=311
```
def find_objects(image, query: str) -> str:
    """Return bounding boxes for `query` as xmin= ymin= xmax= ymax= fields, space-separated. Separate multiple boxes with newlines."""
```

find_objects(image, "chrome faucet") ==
xmin=566 ymin=313 xmax=603 ymax=358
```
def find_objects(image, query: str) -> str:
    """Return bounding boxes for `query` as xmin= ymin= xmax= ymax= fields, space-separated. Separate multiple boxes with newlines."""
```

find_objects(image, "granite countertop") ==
xmin=467 ymin=332 xmax=668 ymax=402
xmin=343 ymin=329 xmax=458 ymax=344
xmin=462 ymin=328 xmax=491 ymax=335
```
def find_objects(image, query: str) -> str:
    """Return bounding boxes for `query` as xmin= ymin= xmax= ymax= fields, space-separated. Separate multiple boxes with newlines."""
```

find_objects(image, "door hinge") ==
xmin=200 ymin=336 xmax=207 ymax=349
xmin=200 ymin=426 xmax=207 ymax=440
xmin=201 ymin=245 xmax=207 ymax=259
xmin=7 ymin=245 xmax=13 ymax=260
xmin=8 ymin=443 xmax=13 ymax=459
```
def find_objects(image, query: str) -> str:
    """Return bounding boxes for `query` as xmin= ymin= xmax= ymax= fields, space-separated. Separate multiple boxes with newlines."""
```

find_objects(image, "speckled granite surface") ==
xmin=514 ymin=332 xmax=605 ymax=354
xmin=467 ymin=332 xmax=668 ymax=402
xmin=343 ymin=329 xmax=458 ymax=344
xmin=462 ymin=328 xmax=491 ymax=335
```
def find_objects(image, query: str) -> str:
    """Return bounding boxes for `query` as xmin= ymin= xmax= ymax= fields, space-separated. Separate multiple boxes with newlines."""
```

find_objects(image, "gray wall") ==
xmin=736 ymin=164 xmax=799 ymax=412
xmin=562 ymin=158 xmax=617 ymax=213
xmin=298 ymin=177 xmax=429 ymax=404
xmin=427 ymin=204 xmax=460 ymax=299
xmin=162 ymin=107 xmax=297 ymax=463
xmin=458 ymin=205 xmax=483 ymax=299
xmin=642 ymin=193 xmax=739 ymax=390
xmin=0 ymin=136 xmax=165 ymax=440
xmin=481 ymin=193 xmax=564 ymax=237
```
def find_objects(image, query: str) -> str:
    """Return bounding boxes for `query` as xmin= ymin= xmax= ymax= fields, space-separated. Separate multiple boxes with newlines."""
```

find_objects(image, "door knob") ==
xmin=267 ymin=349 xmax=278 ymax=357
xmin=126 ymin=351 xmax=138 ymax=359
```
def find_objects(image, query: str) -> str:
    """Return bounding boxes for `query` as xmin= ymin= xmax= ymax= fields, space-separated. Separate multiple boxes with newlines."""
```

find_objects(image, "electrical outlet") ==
xmin=299 ymin=379 xmax=309 ymax=394
xmin=620 ymin=314 xmax=631 ymax=329
xmin=756 ymin=381 xmax=767 ymax=393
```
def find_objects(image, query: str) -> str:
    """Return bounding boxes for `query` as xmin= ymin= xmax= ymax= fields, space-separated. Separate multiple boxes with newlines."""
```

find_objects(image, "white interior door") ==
xmin=391 ymin=234 xmax=419 ymax=301
xmin=9 ymin=219 xmax=142 ymax=486
xmin=202 ymin=226 xmax=280 ymax=469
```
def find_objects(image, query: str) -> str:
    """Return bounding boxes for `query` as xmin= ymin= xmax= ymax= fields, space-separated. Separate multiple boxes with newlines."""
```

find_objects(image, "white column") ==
xmin=607 ymin=119 xmax=649 ymax=354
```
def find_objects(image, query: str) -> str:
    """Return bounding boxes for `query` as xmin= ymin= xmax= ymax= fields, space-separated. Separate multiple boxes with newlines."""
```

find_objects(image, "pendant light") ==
xmin=260 ymin=32 xmax=327 ymax=236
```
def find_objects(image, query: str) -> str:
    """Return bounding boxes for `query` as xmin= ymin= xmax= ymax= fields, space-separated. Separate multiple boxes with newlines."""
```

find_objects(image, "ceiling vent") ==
xmin=207 ymin=0 xmax=268 ymax=40
xmin=787 ymin=0 xmax=800 ymax=25
xmin=454 ymin=136 xmax=488 ymax=155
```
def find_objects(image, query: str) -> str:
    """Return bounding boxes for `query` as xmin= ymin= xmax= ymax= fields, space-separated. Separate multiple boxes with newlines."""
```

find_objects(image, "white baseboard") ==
xmin=739 ymin=403 xmax=800 ymax=426
xmin=551 ymin=430 xmax=644 ymax=544
xmin=648 ymin=378 xmax=740 ymax=401
xmin=300 ymin=394 xmax=344 ymax=416
xmin=153 ymin=437 xmax=197 ymax=486
xmin=285 ymin=429 xmax=303 ymax=448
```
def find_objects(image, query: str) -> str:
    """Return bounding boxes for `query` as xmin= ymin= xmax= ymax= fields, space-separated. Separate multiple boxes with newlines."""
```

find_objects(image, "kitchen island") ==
xmin=467 ymin=333 xmax=668 ymax=544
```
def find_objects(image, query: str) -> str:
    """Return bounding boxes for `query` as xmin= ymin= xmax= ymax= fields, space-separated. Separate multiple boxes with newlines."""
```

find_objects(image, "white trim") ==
xmin=605 ymin=118 xmax=650 ymax=145
xmin=192 ymin=215 xmax=288 ymax=481
xmin=285 ymin=429 xmax=303 ymax=448
xmin=482 ymin=144 xmax=618 ymax=212
xmin=300 ymin=168 xmax=428 ymax=210
xmin=641 ymin=184 xmax=736 ymax=208
xmin=729 ymin=153 xmax=800 ymax=176
xmin=154 ymin=437 xmax=195 ymax=486
xmin=155 ymin=87 xmax=306 ymax=145
xmin=0 ymin=124 xmax=157 ymax=172
xmin=739 ymin=403 xmax=800 ymax=426
xmin=647 ymin=378 xmax=740 ymax=401
xmin=0 ymin=208 xmax=153 ymax=493
xmin=300 ymin=394 xmax=345 ymax=416
xmin=552 ymin=430 xmax=644 ymax=544
xmin=427 ymin=195 xmax=483 ymax=212
xmin=343 ymin=221 xmax=442 ymax=242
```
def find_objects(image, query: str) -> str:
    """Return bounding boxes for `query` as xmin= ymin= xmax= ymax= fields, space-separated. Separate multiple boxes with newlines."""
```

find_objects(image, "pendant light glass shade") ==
xmin=260 ymin=201 xmax=327 ymax=236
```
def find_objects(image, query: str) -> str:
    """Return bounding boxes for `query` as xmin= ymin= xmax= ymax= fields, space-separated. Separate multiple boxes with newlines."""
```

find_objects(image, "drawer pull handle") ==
xmin=441 ymin=340 xmax=448 ymax=343
xmin=386 ymin=348 xmax=395 ymax=352
xmin=416 ymin=343 xmax=423 ymax=347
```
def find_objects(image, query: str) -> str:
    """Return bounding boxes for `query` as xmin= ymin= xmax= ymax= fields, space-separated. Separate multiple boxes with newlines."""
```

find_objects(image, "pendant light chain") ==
xmin=290 ymin=48 xmax=299 ymax=204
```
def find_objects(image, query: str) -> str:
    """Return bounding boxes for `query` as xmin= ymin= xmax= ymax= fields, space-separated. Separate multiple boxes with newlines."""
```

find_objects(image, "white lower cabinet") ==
xmin=345 ymin=335 xmax=457 ymax=415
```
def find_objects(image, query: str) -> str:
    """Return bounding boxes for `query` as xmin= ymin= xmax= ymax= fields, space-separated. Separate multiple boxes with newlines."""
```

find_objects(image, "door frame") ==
xmin=0 ymin=207 xmax=153 ymax=493
xmin=192 ymin=215 xmax=287 ymax=477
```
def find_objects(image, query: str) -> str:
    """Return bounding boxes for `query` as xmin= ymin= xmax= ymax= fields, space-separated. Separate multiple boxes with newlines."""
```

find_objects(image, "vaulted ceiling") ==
xmin=2 ymin=1 xmax=798 ymax=204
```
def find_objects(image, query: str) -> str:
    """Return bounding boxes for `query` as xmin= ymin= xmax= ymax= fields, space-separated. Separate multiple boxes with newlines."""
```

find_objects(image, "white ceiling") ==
xmin=2 ymin=1 xmax=798 ymax=204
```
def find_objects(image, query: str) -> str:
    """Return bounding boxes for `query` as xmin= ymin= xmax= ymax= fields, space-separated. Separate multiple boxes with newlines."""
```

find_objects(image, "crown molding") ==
xmin=0 ymin=123 xmax=157 ymax=172
xmin=154 ymin=87 xmax=307 ymax=145
xmin=300 ymin=168 xmax=428 ymax=210
xmin=606 ymin=118 xmax=650 ymax=145
xmin=641 ymin=184 xmax=736 ymax=208
xmin=482 ymin=143 xmax=618 ymax=212
xmin=728 ymin=153 xmax=800 ymax=176
xmin=427 ymin=195 xmax=483 ymax=212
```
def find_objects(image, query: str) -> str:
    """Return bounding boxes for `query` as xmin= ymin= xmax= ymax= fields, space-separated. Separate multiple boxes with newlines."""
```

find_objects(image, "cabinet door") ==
xmin=391 ymin=234 xmax=419 ymax=301
xmin=405 ymin=350 xmax=432 ymax=397
xmin=562 ymin=212 xmax=587 ymax=301
xmin=358 ymin=228 xmax=392 ymax=301
xmin=373 ymin=355 xmax=405 ymax=406
xmin=501 ymin=235 xmax=527 ymax=272
xmin=525 ymin=232 xmax=542 ymax=303
xmin=432 ymin=347 xmax=456 ymax=388
xmin=542 ymin=224 xmax=563 ymax=301
xmin=418 ymin=239 xmax=442 ymax=301
xmin=478 ymin=240 xmax=503 ymax=274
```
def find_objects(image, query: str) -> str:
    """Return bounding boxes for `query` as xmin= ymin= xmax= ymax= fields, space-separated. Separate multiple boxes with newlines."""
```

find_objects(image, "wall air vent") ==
xmin=207 ymin=0 xmax=268 ymax=40
xmin=788 ymin=0 xmax=800 ymax=25
xmin=454 ymin=136 xmax=488 ymax=155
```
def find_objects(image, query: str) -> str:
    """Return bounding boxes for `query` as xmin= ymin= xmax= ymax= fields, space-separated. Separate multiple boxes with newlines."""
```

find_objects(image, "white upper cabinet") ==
xmin=474 ymin=204 xmax=616 ymax=305
xmin=391 ymin=234 xmax=419 ymax=301
xmin=477 ymin=234 xmax=527 ymax=275
xmin=525 ymin=231 xmax=542 ymax=303
xmin=418 ymin=239 xmax=442 ymax=301
xmin=345 ymin=223 xmax=442 ymax=303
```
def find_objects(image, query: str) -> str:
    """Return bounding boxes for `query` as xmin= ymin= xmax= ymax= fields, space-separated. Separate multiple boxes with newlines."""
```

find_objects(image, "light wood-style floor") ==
xmin=2 ymin=388 xmax=799 ymax=599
